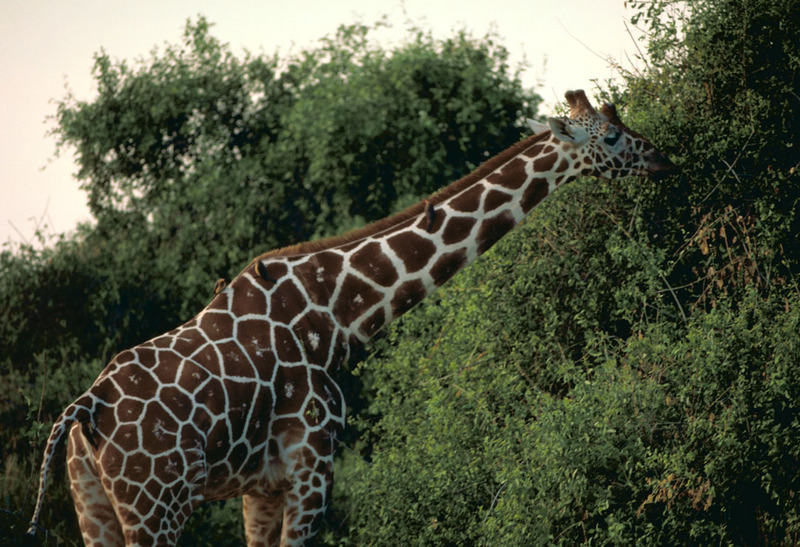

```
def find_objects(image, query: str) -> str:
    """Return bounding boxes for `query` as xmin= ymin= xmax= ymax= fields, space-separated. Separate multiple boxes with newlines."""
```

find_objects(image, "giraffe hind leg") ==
xmin=69 ymin=421 xmax=205 ymax=545
xmin=67 ymin=423 xmax=124 ymax=546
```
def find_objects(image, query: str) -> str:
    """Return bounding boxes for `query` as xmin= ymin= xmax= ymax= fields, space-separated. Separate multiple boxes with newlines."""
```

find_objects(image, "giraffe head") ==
xmin=545 ymin=89 xmax=677 ymax=180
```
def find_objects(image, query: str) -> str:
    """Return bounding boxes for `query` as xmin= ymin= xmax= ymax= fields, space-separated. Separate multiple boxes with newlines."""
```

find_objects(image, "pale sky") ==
xmin=0 ymin=0 xmax=645 ymax=248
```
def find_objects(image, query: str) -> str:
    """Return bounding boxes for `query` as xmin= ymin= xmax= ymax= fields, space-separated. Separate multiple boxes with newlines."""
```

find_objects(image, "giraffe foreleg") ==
xmin=242 ymin=491 xmax=285 ymax=547
xmin=279 ymin=448 xmax=334 ymax=546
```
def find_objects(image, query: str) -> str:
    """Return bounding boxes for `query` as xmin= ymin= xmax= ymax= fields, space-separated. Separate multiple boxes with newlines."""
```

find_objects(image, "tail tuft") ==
xmin=26 ymin=395 xmax=94 ymax=535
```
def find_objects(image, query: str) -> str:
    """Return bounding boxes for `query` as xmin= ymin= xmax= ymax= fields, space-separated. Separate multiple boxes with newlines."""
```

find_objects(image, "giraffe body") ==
xmin=28 ymin=90 xmax=676 ymax=545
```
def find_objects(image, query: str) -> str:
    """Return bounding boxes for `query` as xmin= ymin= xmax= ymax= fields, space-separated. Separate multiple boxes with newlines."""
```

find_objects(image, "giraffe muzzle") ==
xmin=645 ymin=151 xmax=679 ymax=179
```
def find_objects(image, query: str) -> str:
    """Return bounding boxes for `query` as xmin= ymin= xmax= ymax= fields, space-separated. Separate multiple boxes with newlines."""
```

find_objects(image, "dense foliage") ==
xmin=336 ymin=0 xmax=800 ymax=544
xmin=3 ymin=0 xmax=800 ymax=544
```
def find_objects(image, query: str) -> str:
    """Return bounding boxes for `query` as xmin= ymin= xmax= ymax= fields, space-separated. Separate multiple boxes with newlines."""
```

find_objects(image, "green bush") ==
xmin=332 ymin=0 xmax=800 ymax=544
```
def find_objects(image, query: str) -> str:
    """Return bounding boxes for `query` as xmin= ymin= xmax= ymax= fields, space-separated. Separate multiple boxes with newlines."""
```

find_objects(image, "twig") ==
xmin=599 ymin=208 xmax=687 ymax=323
xmin=698 ymin=130 xmax=754 ymax=206
xmin=482 ymin=481 xmax=507 ymax=523
xmin=36 ymin=354 xmax=48 ymax=424
xmin=623 ymin=19 xmax=651 ymax=71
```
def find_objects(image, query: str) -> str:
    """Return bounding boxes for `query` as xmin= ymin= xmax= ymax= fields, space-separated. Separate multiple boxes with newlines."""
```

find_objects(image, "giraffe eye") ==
xmin=604 ymin=130 xmax=622 ymax=146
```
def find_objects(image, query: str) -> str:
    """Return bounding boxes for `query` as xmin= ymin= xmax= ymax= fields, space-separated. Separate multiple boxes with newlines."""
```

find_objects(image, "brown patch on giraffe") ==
xmin=327 ymin=330 xmax=350 ymax=372
xmin=160 ymin=386 xmax=193 ymax=422
xmin=179 ymin=419 xmax=204 ymax=446
xmin=142 ymin=401 xmax=179 ymax=454
xmin=533 ymin=152 xmax=558 ymax=172
xmin=302 ymin=491 xmax=324 ymax=514
xmin=172 ymin=327 xmax=208 ymax=357
xmin=230 ymin=280 xmax=269 ymax=318
xmin=99 ymin=442 xmax=124 ymax=479
xmin=477 ymin=211 xmax=517 ymax=254
xmin=135 ymin=495 xmax=160 ymax=528
xmin=227 ymin=442 xmax=250 ymax=473
xmin=556 ymin=156 xmax=570 ymax=173
xmin=92 ymin=376 xmax=123 ymax=406
xmin=274 ymin=365 xmax=310 ymax=416
xmin=306 ymin=429 xmax=337 ymax=458
xmin=522 ymin=142 xmax=546 ymax=158
xmin=293 ymin=446 xmax=318 ymax=470
xmin=115 ymin=349 xmax=136 ymax=364
xmin=237 ymin=318 xmax=273 ymax=366
xmin=292 ymin=309 xmax=335 ymax=365
xmin=90 ymin=401 xmax=115 ymax=440
xmin=113 ymin=364 xmax=158 ymax=400
xmin=135 ymin=347 xmax=157 ymax=368
xmin=331 ymin=274 xmax=384 ymax=327
xmin=151 ymin=334 xmax=173 ymax=349
xmin=245 ymin=386 xmax=274 ymax=447
xmin=350 ymin=241 xmax=399 ymax=287
xmin=386 ymin=231 xmax=437 ymax=274
xmin=483 ymin=189 xmax=514 ymax=212
xmin=224 ymin=379 xmax=257 ymax=439
xmin=390 ymin=279 xmax=427 ymax=317
xmin=193 ymin=344 xmax=223 ymax=376
xmin=441 ymin=216 xmax=477 ymax=246
xmin=154 ymin=451 xmax=185 ymax=483
xmin=123 ymin=451 xmax=153 ymax=484
xmin=152 ymin=353 xmax=181 ymax=384
xmin=269 ymin=279 xmax=307 ymax=325
xmin=114 ymin=397 xmax=144 ymax=424
xmin=309 ymin=368 xmax=343 ymax=419
xmin=112 ymin=423 xmax=138 ymax=450
xmin=292 ymin=251 xmax=344 ymax=307
xmin=206 ymin=420 xmax=233 ymax=464
xmin=112 ymin=478 xmax=139 ymax=506
xmin=431 ymin=250 xmax=468 ymax=286
xmin=359 ymin=307 xmax=385 ymax=338
xmin=196 ymin=376 xmax=226 ymax=416
xmin=448 ymin=184 xmax=484 ymax=213
xmin=521 ymin=177 xmax=550 ymax=213
xmin=274 ymin=325 xmax=302 ymax=362
xmin=177 ymin=360 xmax=210 ymax=394
xmin=199 ymin=310 xmax=235 ymax=341
xmin=486 ymin=157 xmax=528 ymax=190
xmin=241 ymin=451 xmax=264 ymax=477
xmin=218 ymin=340 xmax=251 ymax=375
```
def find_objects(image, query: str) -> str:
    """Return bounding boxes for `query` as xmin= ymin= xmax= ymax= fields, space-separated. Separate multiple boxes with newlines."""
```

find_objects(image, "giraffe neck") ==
xmin=337 ymin=131 xmax=578 ymax=341
xmin=251 ymin=130 xmax=582 ymax=359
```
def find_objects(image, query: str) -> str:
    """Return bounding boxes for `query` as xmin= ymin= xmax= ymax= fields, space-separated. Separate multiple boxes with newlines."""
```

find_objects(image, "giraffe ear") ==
xmin=548 ymin=117 xmax=589 ymax=146
xmin=526 ymin=118 xmax=550 ymax=135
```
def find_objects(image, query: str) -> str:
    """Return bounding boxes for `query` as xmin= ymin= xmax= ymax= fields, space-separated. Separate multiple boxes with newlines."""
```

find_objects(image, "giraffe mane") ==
xmin=253 ymin=130 xmax=550 ymax=261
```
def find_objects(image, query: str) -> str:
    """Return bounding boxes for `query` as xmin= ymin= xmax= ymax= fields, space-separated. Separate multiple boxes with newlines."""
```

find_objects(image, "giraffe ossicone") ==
xmin=27 ymin=90 xmax=676 ymax=546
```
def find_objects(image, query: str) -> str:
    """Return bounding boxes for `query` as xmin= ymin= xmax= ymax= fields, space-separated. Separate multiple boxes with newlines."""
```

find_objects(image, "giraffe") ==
xmin=27 ymin=90 xmax=676 ymax=546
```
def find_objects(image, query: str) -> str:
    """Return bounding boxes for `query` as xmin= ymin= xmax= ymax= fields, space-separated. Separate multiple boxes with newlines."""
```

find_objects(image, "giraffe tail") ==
xmin=26 ymin=394 xmax=94 ymax=536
